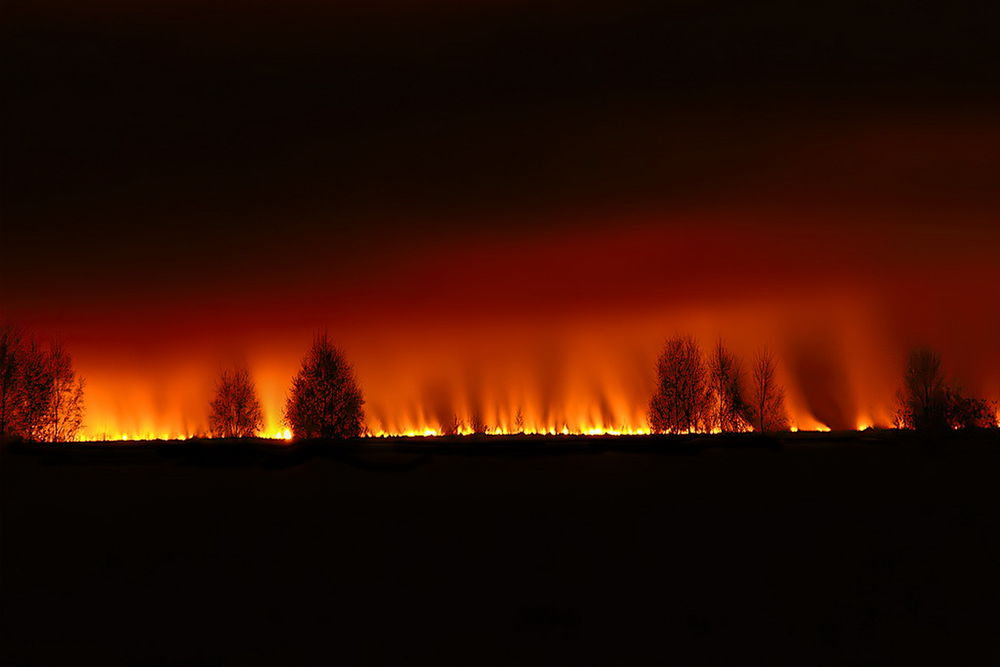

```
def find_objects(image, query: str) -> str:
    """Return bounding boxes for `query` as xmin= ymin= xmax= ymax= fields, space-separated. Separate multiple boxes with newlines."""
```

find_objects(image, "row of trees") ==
xmin=648 ymin=335 xmax=788 ymax=434
xmin=0 ymin=327 xmax=365 ymax=442
xmin=214 ymin=334 xmax=998 ymax=440
xmin=0 ymin=326 xmax=86 ymax=442
xmin=2 ymin=324 xmax=994 ymax=441
xmin=209 ymin=333 xmax=365 ymax=440
xmin=647 ymin=337 xmax=998 ymax=436
xmin=215 ymin=333 xmax=791 ymax=439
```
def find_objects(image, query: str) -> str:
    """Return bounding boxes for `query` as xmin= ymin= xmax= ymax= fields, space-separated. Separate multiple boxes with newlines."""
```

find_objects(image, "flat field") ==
xmin=3 ymin=432 xmax=999 ymax=665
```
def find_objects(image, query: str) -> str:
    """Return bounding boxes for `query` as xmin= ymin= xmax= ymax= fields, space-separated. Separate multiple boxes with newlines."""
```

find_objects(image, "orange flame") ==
xmin=67 ymin=289 xmax=995 ymax=442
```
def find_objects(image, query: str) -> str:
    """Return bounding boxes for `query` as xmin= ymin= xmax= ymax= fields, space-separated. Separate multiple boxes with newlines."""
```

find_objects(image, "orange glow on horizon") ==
xmin=62 ymin=288 xmax=998 ymax=442
xmin=11 ymin=210 xmax=996 ymax=443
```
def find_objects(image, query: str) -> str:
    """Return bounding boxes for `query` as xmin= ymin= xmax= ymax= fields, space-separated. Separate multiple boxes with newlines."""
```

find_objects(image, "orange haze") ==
xmin=9 ymin=204 xmax=998 ymax=440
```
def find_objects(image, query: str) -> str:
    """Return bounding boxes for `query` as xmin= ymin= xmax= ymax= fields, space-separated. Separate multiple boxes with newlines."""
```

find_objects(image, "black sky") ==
xmin=3 ymin=1 xmax=999 ymax=309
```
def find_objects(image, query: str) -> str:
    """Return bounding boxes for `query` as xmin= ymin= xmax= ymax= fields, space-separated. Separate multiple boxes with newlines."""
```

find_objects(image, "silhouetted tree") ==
xmin=41 ymin=342 xmax=86 ymax=442
xmin=0 ymin=326 xmax=22 ymax=438
xmin=1 ymin=334 xmax=85 ymax=442
xmin=750 ymin=347 xmax=788 ymax=432
xmin=284 ymin=333 xmax=365 ymax=439
xmin=649 ymin=334 xmax=710 ymax=433
xmin=13 ymin=339 xmax=55 ymax=441
xmin=209 ymin=367 xmax=264 ymax=438
xmin=894 ymin=349 xmax=949 ymax=431
xmin=708 ymin=339 xmax=751 ymax=432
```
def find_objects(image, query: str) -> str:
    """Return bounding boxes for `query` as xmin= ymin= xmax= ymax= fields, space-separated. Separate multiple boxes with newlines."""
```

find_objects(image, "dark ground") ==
xmin=2 ymin=432 xmax=999 ymax=666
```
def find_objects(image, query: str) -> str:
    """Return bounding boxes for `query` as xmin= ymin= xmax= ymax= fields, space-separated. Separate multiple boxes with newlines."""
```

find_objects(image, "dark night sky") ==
xmin=3 ymin=1 xmax=999 ymax=435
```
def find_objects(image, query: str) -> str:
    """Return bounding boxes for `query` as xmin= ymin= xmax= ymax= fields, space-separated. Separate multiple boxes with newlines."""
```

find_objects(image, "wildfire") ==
xmin=367 ymin=423 xmax=654 ymax=438
xmin=83 ymin=422 xmax=860 ymax=441
xmin=61 ymin=292 xmax=997 ymax=442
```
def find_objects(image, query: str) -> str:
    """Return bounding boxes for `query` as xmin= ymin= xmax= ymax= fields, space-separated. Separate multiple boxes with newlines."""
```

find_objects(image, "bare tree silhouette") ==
xmin=0 ymin=325 xmax=23 ymax=438
xmin=708 ymin=339 xmax=751 ymax=432
xmin=41 ymin=342 xmax=86 ymax=442
xmin=11 ymin=338 xmax=51 ymax=441
xmin=209 ymin=367 xmax=264 ymax=438
xmin=0 ymin=333 xmax=86 ymax=442
xmin=649 ymin=334 xmax=710 ymax=434
xmin=750 ymin=347 xmax=788 ymax=432
xmin=894 ymin=349 xmax=949 ymax=431
xmin=284 ymin=333 xmax=365 ymax=439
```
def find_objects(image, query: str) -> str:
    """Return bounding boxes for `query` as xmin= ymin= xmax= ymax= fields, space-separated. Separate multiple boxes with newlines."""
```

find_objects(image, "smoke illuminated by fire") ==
xmin=70 ymin=291 xmax=994 ymax=441
xmin=9 ymin=208 xmax=1000 ymax=441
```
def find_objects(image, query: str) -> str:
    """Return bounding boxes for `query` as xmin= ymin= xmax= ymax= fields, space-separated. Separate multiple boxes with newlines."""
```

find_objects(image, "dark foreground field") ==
xmin=3 ymin=431 xmax=999 ymax=666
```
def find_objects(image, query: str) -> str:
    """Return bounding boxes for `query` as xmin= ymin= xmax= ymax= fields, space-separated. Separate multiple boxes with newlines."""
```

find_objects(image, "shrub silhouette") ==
xmin=443 ymin=414 xmax=462 ymax=436
xmin=513 ymin=407 xmax=525 ymax=434
xmin=895 ymin=349 xmax=997 ymax=431
xmin=470 ymin=410 xmax=487 ymax=435
xmin=284 ymin=333 xmax=365 ymax=439
xmin=649 ymin=334 xmax=710 ymax=433
xmin=749 ymin=347 xmax=788 ymax=432
xmin=945 ymin=389 xmax=996 ymax=430
xmin=209 ymin=367 xmax=264 ymax=438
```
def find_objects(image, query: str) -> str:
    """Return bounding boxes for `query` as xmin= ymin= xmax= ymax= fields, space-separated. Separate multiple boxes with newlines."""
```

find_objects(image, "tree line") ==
xmin=0 ymin=326 xmax=86 ymax=442
xmin=209 ymin=332 xmax=365 ymax=440
xmin=217 ymin=333 xmax=996 ymax=439
xmin=647 ymin=335 xmax=997 ymax=435
xmin=1 ymin=325 xmax=996 ymax=442
xmin=648 ymin=335 xmax=788 ymax=434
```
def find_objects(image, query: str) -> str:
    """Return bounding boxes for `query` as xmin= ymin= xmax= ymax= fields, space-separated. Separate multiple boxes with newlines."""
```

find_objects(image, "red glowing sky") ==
xmin=3 ymin=3 xmax=999 ymax=436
